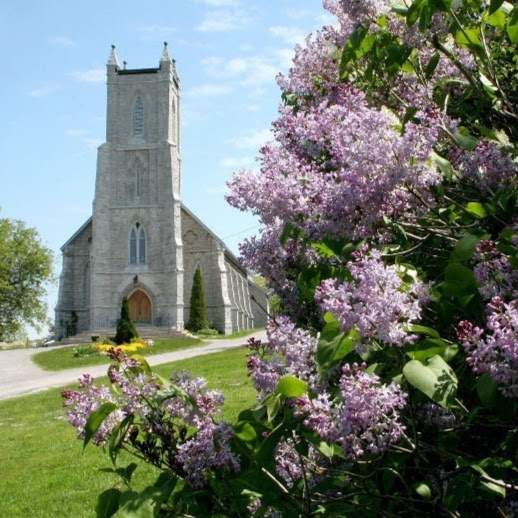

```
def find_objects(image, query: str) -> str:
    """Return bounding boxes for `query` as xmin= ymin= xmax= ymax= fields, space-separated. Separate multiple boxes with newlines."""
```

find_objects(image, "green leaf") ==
xmin=234 ymin=421 xmax=257 ymax=442
xmin=317 ymin=322 xmax=358 ymax=371
xmin=405 ymin=325 xmax=440 ymax=338
xmin=452 ymin=233 xmax=485 ymax=262
xmin=465 ymin=202 xmax=488 ymax=218
xmin=118 ymin=474 xmax=177 ymax=518
xmin=414 ymin=482 xmax=432 ymax=499
xmin=454 ymin=25 xmax=483 ymax=49
xmin=84 ymin=402 xmax=118 ymax=449
xmin=431 ymin=151 xmax=454 ymax=180
xmin=109 ymin=414 xmax=134 ymax=464
xmin=480 ymin=480 xmax=506 ymax=498
xmin=487 ymin=8 xmax=506 ymax=28
xmin=425 ymin=52 xmax=441 ymax=79
xmin=95 ymin=488 xmax=121 ymax=518
xmin=452 ymin=129 xmax=478 ymax=150
xmin=403 ymin=355 xmax=458 ymax=408
xmin=442 ymin=263 xmax=478 ymax=297
xmin=507 ymin=7 xmax=518 ymax=41
xmin=406 ymin=338 xmax=447 ymax=361
xmin=275 ymin=376 xmax=308 ymax=398
xmin=266 ymin=394 xmax=282 ymax=422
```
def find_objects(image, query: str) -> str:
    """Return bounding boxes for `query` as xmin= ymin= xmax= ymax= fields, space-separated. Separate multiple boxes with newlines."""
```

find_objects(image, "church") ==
xmin=55 ymin=44 xmax=268 ymax=339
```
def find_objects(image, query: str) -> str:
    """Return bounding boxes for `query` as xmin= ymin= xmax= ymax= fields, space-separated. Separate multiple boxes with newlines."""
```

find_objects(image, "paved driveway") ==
xmin=0 ymin=330 xmax=266 ymax=401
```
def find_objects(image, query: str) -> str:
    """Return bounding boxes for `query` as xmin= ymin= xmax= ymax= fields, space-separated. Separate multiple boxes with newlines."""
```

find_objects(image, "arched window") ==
xmin=133 ymin=96 xmax=144 ymax=137
xmin=129 ymin=222 xmax=146 ymax=265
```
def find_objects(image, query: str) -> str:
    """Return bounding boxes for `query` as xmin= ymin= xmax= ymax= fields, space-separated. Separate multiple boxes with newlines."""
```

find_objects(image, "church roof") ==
xmin=60 ymin=217 xmax=92 ymax=251
xmin=180 ymin=203 xmax=247 ymax=275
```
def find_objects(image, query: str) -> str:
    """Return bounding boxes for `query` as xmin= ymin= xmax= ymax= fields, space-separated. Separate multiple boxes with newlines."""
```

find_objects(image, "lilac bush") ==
xmin=63 ymin=352 xmax=239 ymax=490
xmin=67 ymin=0 xmax=518 ymax=515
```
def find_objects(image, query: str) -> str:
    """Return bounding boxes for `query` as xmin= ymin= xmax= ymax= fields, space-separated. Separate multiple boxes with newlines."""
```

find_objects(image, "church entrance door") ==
xmin=128 ymin=290 xmax=152 ymax=323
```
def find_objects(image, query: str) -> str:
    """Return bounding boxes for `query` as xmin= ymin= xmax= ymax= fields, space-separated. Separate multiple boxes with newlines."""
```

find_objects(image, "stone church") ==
xmin=55 ymin=44 xmax=268 ymax=338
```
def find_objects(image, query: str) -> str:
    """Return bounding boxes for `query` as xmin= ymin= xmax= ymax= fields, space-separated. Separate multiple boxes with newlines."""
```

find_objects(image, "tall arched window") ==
xmin=133 ymin=96 xmax=144 ymax=137
xmin=129 ymin=222 xmax=146 ymax=264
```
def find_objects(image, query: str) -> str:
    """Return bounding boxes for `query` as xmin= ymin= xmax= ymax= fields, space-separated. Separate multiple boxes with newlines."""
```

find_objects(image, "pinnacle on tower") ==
xmin=107 ymin=44 xmax=120 ymax=67
xmin=160 ymin=41 xmax=170 ymax=63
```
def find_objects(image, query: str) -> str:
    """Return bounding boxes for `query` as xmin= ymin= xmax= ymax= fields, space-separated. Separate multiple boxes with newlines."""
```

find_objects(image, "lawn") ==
xmin=0 ymin=347 xmax=256 ymax=517
xmin=32 ymin=336 xmax=205 ymax=371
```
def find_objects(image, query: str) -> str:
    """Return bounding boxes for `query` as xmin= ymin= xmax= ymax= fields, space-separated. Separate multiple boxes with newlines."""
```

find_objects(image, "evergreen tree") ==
xmin=114 ymin=296 xmax=138 ymax=345
xmin=187 ymin=267 xmax=207 ymax=332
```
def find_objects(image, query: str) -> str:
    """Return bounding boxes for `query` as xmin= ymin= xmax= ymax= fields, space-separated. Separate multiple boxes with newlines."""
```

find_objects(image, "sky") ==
xmin=0 ymin=0 xmax=333 ymax=334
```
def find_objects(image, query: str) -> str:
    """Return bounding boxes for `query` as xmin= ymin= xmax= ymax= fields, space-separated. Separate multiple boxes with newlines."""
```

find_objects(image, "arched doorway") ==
xmin=128 ymin=290 xmax=152 ymax=323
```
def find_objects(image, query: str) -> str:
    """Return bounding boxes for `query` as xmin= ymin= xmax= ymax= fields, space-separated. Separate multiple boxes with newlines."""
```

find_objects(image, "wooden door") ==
xmin=128 ymin=290 xmax=152 ymax=323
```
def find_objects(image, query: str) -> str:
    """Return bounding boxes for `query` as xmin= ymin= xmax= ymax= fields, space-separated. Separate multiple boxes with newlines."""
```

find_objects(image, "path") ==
xmin=0 ymin=330 xmax=266 ymax=401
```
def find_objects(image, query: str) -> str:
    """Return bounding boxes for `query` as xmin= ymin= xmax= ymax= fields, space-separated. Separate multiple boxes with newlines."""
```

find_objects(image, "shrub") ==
xmin=114 ymin=296 xmax=138 ymax=345
xmin=186 ymin=267 xmax=207 ymax=332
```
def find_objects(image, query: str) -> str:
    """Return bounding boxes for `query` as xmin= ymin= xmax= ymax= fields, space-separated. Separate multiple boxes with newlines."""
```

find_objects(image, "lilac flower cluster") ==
xmin=274 ymin=436 xmax=322 ymax=489
xmin=62 ymin=373 xmax=124 ymax=445
xmin=297 ymin=363 xmax=407 ymax=459
xmin=473 ymin=240 xmax=518 ymax=300
xmin=62 ymin=358 xmax=240 ymax=488
xmin=458 ymin=297 xmax=518 ymax=398
xmin=450 ymin=140 xmax=516 ymax=191
xmin=247 ymin=316 xmax=319 ymax=397
xmin=227 ymin=81 xmax=440 ymax=243
xmin=315 ymin=249 xmax=429 ymax=350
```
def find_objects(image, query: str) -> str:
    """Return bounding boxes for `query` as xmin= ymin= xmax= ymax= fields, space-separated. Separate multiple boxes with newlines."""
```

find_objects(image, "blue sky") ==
xmin=0 ymin=0 xmax=331 ymax=331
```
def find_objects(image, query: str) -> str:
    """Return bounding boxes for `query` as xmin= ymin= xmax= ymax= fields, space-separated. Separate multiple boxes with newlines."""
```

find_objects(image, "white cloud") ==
xmin=28 ymin=84 xmax=61 ymax=98
xmin=227 ymin=128 xmax=272 ymax=150
xmin=201 ymin=54 xmax=279 ymax=86
xmin=197 ymin=9 xmax=251 ymax=32
xmin=269 ymin=25 xmax=306 ymax=45
xmin=184 ymin=83 xmax=235 ymax=97
xmin=48 ymin=36 xmax=75 ymax=47
xmin=68 ymin=68 xmax=105 ymax=83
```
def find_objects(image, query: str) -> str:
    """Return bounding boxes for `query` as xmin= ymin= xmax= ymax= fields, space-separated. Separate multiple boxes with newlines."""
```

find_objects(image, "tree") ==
xmin=186 ymin=267 xmax=207 ymax=332
xmin=114 ymin=296 xmax=138 ymax=345
xmin=0 ymin=214 xmax=53 ymax=341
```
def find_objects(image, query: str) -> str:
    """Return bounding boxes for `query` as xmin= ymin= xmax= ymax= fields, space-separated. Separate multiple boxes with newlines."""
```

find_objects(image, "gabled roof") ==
xmin=61 ymin=217 xmax=92 ymax=251
xmin=180 ymin=203 xmax=247 ymax=275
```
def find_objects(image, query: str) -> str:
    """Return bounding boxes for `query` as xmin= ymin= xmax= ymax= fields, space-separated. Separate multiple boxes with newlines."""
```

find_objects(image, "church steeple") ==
xmin=160 ymin=41 xmax=170 ymax=63
xmin=106 ymin=45 xmax=120 ymax=68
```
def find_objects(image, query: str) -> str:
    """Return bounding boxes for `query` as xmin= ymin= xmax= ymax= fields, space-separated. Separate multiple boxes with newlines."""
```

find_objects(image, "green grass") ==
xmin=0 ymin=347 xmax=255 ymax=517
xmin=32 ymin=336 xmax=204 ymax=371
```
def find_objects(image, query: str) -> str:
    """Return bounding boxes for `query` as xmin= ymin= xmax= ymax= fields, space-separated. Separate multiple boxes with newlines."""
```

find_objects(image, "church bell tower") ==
xmin=89 ymin=43 xmax=184 ymax=331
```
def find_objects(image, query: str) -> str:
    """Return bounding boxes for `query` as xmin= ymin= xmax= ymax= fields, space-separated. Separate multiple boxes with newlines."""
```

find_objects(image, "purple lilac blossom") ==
xmin=315 ymin=249 xmax=429 ymax=350
xmin=297 ymin=363 xmax=407 ymax=459
xmin=473 ymin=240 xmax=518 ymax=300
xmin=450 ymin=140 xmax=516 ymax=191
xmin=247 ymin=316 xmax=319 ymax=398
xmin=459 ymin=297 xmax=518 ymax=398
xmin=63 ymin=360 xmax=240 ymax=488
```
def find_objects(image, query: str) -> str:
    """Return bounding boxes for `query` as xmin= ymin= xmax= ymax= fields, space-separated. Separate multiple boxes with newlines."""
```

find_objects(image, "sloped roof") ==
xmin=60 ymin=217 xmax=92 ymax=251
